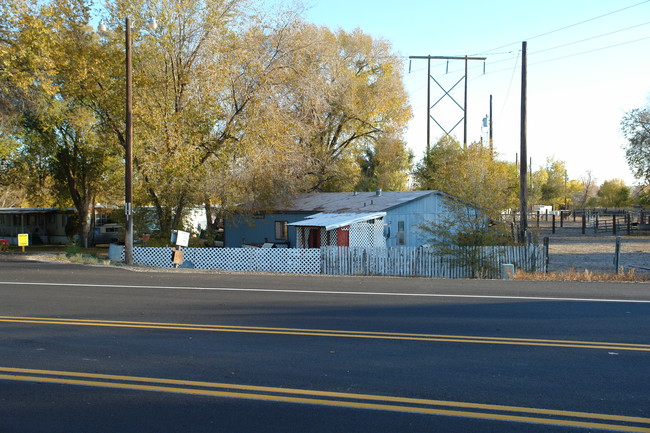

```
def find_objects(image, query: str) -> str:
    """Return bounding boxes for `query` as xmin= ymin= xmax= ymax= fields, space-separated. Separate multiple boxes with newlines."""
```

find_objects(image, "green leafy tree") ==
xmin=2 ymin=0 xmax=414 ymax=241
xmin=414 ymin=137 xmax=518 ymax=275
xmin=529 ymin=159 xmax=583 ymax=209
xmin=1 ymin=0 xmax=123 ymax=244
xmin=285 ymin=25 xmax=412 ymax=192
xmin=539 ymin=158 xmax=568 ymax=209
xmin=596 ymin=179 xmax=631 ymax=208
xmin=413 ymin=136 xmax=518 ymax=219
xmin=622 ymin=105 xmax=650 ymax=181
xmin=356 ymin=134 xmax=412 ymax=191
xmin=418 ymin=204 xmax=515 ymax=278
xmin=622 ymin=104 xmax=649 ymax=202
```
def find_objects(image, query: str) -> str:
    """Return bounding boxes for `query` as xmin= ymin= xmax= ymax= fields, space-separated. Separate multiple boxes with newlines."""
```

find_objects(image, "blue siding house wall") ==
xmin=225 ymin=190 xmax=462 ymax=248
xmin=382 ymin=194 xmax=446 ymax=247
xmin=224 ymin=212 xmax=309 ymax=248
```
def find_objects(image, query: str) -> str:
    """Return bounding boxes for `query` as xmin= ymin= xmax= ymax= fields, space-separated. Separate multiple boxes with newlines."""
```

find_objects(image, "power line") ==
xmin=461 ymin=32 xmax=650 ymax=81
xmin=473 ymin=0 xmax=650 ymax=55
xmin=452 ymin=26 xmax=650 ymax=79
xmin=531 ymin=21 xmax=650 ymax=55
xmin=529 ymin=35 xmax=650 ymax=66
xmin=499 ymin=50 xmax=520 ymax=122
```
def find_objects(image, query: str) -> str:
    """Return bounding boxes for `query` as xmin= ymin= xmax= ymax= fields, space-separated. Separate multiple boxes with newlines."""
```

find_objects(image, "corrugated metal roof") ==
xmin=275 ymin=190 xmax=443 ymax=213
xmin=287 ymin=212 xmax=386 ymax=231
xmin=0 ymin=207 xmax=76 ymax=214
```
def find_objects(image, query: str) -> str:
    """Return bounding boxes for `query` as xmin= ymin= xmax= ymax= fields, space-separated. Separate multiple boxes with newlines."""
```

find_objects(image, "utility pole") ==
xmin=409 ymin=55 xmax=486 ymax=150
xmin=426 ymin=58 xmax=431 ymax=158
xmin=125 ymin=17 xmax=134 ymax=265
xmin=463 ymin=56 xmax=468 ymax=147
xmin=489 ymin=94 xmax=493 ymax=154
xmin=519 ymin=41 xmax=528 ymax=244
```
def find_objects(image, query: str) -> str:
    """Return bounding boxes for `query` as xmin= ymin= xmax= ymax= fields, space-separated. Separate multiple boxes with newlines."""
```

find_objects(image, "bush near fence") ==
xmin=110 ymin=244 xmax=546 ymax=278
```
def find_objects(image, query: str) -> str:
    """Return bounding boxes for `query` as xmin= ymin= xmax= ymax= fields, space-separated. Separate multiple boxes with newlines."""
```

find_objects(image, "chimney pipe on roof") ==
xmin=376 ymin=188 xmax=382 ymax=197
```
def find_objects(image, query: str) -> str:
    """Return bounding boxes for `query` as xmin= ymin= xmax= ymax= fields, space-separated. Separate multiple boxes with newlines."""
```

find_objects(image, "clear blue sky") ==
xmin=287 ymin=0 xmax=650 ymax=185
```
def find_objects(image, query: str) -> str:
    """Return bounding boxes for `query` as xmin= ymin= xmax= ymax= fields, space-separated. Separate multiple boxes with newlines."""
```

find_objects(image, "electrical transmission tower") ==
xmin=409 ymin=55 xmax=486 ymax=153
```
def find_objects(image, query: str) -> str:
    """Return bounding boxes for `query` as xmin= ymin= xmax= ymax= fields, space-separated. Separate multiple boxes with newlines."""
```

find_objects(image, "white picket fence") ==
xmin=321 ymin=246 xmax=546 ymax=278
xmin=109 ymin=244 xmax=546 ymax=278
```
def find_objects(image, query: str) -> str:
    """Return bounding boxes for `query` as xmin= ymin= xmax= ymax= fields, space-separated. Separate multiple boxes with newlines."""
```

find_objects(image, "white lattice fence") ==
xmin=348 ymin=219 xmax=385 ymax=248
xmin=109 ymin=245 xmax=320 ymax=274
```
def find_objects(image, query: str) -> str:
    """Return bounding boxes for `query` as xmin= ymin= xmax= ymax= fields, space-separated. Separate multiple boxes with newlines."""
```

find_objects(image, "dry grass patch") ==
xmin=515 ymin=268 xmax=649 ymax=282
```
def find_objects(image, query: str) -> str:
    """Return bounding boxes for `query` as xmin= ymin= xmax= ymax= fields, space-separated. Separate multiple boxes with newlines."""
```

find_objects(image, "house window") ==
xmin=95 ymin=213 xmax=108 ymax=226
xmin=396 ymin=220 xmax=406 ymax=246
xmin=275 ymin=221 xmax=288 ymax=240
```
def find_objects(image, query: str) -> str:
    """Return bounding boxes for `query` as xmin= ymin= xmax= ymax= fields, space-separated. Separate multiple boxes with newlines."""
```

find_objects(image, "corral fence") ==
xmin=109 ymin=244 xmax=546 ymax=278
xmin=504 ymin=208 xmax=650 ymax=236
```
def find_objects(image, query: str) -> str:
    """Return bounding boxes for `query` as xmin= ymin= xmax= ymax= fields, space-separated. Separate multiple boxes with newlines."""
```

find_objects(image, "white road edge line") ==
xmin=1 ymin=281 xmax=650 ymax=303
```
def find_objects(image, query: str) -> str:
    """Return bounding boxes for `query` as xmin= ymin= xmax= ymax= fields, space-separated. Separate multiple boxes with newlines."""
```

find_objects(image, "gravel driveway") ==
xmin=539 ymin=221 xmax=650 ymax=274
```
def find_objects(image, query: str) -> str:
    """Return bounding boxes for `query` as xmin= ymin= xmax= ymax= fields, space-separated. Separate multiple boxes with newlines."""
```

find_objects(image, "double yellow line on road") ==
xmin=1 ymin=366 xmax=650 ymax=432
xmin=2 ymin=315 xmax=650 ymax=352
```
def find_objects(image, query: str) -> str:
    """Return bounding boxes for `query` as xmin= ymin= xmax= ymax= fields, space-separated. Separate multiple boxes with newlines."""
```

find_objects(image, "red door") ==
xmin=308 ymin=228 xmax=321 ymax=248
xmin=337 ymin=226 xmax=349 ymax=246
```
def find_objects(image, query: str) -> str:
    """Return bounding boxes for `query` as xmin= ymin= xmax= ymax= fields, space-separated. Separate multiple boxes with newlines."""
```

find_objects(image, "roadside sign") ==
xmin=17 ymin=233 xmax=28 ymax=253
xmin=171 ymin=230 xmax=190 ymax=247
xmin=17 ymin=234 xmax=29 ymax=247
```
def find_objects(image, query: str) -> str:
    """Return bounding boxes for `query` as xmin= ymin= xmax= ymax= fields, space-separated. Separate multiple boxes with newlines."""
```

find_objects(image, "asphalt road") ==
xmin=1 ymin=256 xmax=650 ymax=432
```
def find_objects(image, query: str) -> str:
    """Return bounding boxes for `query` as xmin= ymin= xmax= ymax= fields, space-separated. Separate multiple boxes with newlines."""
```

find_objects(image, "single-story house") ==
xmin=0 ymin=205 xmax=214 ymax=245
xmin=0 ymin=207 xmax=77 ymax=244
xmin=224 ymin=189 xmax=469 ymax=248
xmin=0 ymin=206 xmax=122 ymax=245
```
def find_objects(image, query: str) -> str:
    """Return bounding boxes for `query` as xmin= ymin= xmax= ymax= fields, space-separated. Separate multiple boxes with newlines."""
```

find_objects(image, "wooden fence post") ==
xmin=614 ymin=237 xmax=621 ymax=274
xmin=543 ymin=237 xmax=549 ymax=273
xmin=581 ymin=214 xmax=586 ymax=234
xmin=613 ymin=215 xmax=617 ymax=235
xmin=552 ymin=214 xmax=556 ymax=234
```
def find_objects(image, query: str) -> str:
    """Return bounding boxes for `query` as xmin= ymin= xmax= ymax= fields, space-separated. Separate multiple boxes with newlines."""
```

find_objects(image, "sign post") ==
xmin=170 ymin=230 xmax=190 ymax=268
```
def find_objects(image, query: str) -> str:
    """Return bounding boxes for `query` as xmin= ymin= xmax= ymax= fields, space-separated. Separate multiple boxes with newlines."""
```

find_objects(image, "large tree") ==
xmin=284 ymin=25 xmax=412 ymax=192
xmin=2 ymin=0 xmax=414 ymax=243
xmin=413 ymin=136 xmax=518 ymax=218
xmin=356 ymin=133 xmax=413 ymax=192
xmin=595 ymin=179 xmax=631 ymax=208
xmin=622 ymin=104 xmax=650 ymax=198
xmin=0 ymin=0 xmax=123 ymax=244
xmin=414 ymin=138 xmax=517 ymax=271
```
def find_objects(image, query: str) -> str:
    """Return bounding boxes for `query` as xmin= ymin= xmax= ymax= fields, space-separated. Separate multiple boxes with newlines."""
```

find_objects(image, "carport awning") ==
xmin=287 ymin=212 xmax=386 ymax=231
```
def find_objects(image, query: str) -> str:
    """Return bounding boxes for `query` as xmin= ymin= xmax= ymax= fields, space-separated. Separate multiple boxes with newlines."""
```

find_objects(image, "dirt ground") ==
xmin=537 ymin=220 xmax=650 ymax=274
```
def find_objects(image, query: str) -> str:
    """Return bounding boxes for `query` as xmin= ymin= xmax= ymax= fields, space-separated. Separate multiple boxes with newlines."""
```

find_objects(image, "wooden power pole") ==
xmin=519 ymin=41 xmax=528 ymax=244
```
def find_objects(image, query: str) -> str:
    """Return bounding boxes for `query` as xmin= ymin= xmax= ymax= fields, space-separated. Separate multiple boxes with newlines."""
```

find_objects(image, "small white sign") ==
xmin=171 ymin=230 xmax=190 ymax=247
